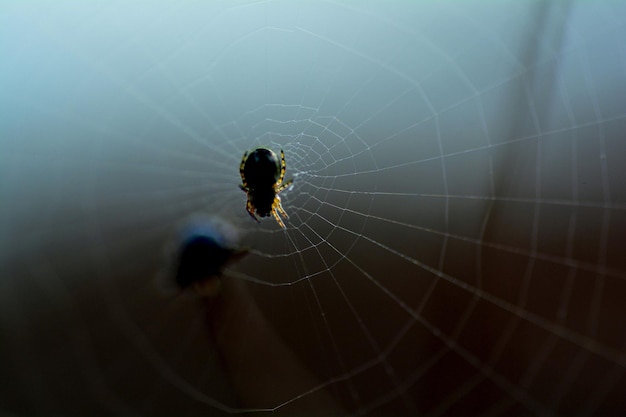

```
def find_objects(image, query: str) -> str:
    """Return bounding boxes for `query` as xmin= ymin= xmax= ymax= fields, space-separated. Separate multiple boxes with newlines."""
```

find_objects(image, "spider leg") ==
xmin=277 ymin=204 xmax=288 ymax=219
xmin=272 ymin=208 xmax=286 ymax=229
xmin=277 ymin=150 xmax=287 ymax=185
xmin=271 ymin=196 xmax=288 ymax=229
xmin=275 ymin=179 xmax=293 ymax=193
xmin=239 ymin=151 xmax=249 ymax=188
xmin=246 ymin=199 xmax=260 ymax=223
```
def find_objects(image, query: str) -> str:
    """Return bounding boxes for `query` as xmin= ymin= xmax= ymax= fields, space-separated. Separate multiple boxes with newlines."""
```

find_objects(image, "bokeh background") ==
xmin=2 ymin=1 xmax=626 ymax=416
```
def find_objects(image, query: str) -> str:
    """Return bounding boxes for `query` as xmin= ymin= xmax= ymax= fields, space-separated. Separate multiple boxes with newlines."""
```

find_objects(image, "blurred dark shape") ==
xmin=172 ymin=218 xmax=248 ymax=295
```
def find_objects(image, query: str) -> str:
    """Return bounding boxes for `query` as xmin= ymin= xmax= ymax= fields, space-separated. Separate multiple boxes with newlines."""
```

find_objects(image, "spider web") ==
xmin=2 ymin=1 xmax=626 ymax=416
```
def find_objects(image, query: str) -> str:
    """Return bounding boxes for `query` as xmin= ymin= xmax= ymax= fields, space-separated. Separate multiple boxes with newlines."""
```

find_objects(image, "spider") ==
xmin=239 ymin=147 xmax=293 ymax=228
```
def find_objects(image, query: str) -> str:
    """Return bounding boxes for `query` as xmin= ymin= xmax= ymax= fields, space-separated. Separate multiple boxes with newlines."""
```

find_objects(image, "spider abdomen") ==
xmin=242 ymin=148 xmax=281 ymax=188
